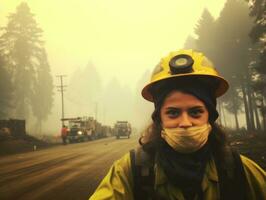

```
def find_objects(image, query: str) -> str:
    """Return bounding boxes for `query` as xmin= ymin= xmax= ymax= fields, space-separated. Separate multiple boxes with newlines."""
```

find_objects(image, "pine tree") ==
xmin=247 ymin=0 xmax=266 ymax=131
xmin=248 ymin=0 xmax=266 ymax=45
xmin=0 ymin=2 xmax=44 ymax=119
xmin=68 ymin=62 xmax=102 ymax=104
xmin=183 ymin=35 xmax=197 ymax=49
xmin=194 ymin=9 xmax=216 ymax=58
xmin=223 ymin=88 xmax=243 ymax=130
xmin=31 ymin=49 xmax=54 ymax=133
xmin=66 ymin=62 xmax=102 ymax=117
xmin=0 ymin=55 xmax=13 ymax=118
xmin=211 ymin=0 xmax=255 ymax=131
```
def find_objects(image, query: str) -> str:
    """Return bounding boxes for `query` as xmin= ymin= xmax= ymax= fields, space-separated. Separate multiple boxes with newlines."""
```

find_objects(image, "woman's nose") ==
xmin=178 ymin=113 xmax=192 ymax=128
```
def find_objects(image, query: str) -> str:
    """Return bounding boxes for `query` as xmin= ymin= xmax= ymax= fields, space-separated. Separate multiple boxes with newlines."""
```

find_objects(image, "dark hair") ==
xmin=139 ymin=96 xmax=228 ymax=155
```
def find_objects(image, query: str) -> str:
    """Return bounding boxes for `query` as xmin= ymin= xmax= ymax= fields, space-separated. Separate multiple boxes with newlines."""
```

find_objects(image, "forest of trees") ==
xmin=184 ymin=0 xmax=266 ymax=132
xmin=65 ymin=63 xmax=153 ymax=129
xmin=0 ymin=0 xmax=265 ymax=134
xmin=0 ymin=2 xmax=54 ymax=133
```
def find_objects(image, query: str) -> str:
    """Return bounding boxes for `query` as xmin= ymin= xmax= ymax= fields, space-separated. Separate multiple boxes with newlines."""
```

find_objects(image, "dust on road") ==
xmin=0 ymin=135 xmax=139 ymax=200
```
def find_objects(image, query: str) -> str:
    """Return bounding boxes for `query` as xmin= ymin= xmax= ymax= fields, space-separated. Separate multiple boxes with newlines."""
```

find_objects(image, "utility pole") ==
xmin=95 ymin=102 xmax=98 ymax=122
xmin=103 ymin=107 xmax=106 ymax=124
xmin=56 ymin=75 xmax=67 ymax=127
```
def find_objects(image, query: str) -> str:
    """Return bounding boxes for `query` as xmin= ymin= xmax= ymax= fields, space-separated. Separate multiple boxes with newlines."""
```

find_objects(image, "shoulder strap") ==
xmin=214 ymin=146 xmax=249 ymax=200
xmin=130 ymin=147 xmax=156 ymax=200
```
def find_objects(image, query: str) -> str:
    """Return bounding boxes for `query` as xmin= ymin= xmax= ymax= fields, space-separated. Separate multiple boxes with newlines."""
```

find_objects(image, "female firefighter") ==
xmin=89 ymin=49 xmax=266 ymax=200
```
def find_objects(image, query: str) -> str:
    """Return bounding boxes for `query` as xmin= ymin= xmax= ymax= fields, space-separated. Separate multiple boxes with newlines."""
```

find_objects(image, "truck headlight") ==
xmin=78 ymin=131 xmax=82 ymax=135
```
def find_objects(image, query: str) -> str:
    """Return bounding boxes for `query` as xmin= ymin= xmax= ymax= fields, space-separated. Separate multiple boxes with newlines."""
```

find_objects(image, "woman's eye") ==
xmin=166 ymin=109 xmax=180 ymax=118
xmin=189 ymin=109 xmax=204 ymax=117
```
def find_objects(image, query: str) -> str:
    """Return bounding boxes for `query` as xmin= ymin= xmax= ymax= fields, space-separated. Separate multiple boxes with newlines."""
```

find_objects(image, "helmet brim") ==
xmin=141 ymin=73 xmax=229 ymax=102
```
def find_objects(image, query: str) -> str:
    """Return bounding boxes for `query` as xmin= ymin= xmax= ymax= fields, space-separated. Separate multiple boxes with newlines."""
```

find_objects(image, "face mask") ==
xmin=161 ymin=123 xmax=212 ymax=153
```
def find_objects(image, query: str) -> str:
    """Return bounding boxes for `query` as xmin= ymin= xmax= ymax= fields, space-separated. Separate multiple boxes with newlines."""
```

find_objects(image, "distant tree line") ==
xmin=184 ymin=0 xmax=265 ymax=133
xmin=0 ymin=2 xmax=53 ymax=133
xmin=66 ymin=63 xmax=153 ymax=130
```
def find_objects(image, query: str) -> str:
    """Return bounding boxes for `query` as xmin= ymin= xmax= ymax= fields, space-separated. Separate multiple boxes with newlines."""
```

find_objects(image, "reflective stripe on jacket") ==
xmin=89 ymin=152 xmax=266 ymax=200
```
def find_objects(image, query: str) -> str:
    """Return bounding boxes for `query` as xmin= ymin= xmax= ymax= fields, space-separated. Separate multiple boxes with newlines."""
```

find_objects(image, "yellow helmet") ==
xmin=141 ymin=49 xmax=229 ymax=102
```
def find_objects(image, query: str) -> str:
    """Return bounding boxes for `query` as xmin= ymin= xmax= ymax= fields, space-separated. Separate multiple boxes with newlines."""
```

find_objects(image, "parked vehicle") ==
xmin=61 ymin=117 xmax=96 ymax=143
xmin=114 ymin=121 xmax=131 ymax=139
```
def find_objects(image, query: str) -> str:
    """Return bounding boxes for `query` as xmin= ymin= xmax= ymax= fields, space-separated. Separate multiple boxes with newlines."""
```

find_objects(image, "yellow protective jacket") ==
xmin=89 ymin=151 xmax=266 ymax=200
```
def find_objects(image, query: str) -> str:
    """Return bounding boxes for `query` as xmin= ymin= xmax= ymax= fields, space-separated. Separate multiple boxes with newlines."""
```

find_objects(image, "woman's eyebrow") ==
xmin=166 ymin=106 xmax=205 ymax=109
xmin=189 ymin=106 xmax=205 ymax=109
xmin=165 ymin=107 xmax=180 ymax=110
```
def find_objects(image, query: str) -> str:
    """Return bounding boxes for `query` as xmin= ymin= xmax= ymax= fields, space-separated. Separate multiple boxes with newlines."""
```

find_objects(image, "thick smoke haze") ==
xmin=0 ymin=0 xmax=228 ymax=135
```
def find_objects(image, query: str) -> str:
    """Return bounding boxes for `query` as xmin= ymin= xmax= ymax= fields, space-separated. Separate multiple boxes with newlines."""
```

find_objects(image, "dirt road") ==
xmin=0 ymin=135 xmax=139 ymax=200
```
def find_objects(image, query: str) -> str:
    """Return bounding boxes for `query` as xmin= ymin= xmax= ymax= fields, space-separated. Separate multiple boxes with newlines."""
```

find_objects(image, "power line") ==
xmin=56 ymin=75 xmax=67 ymax=127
